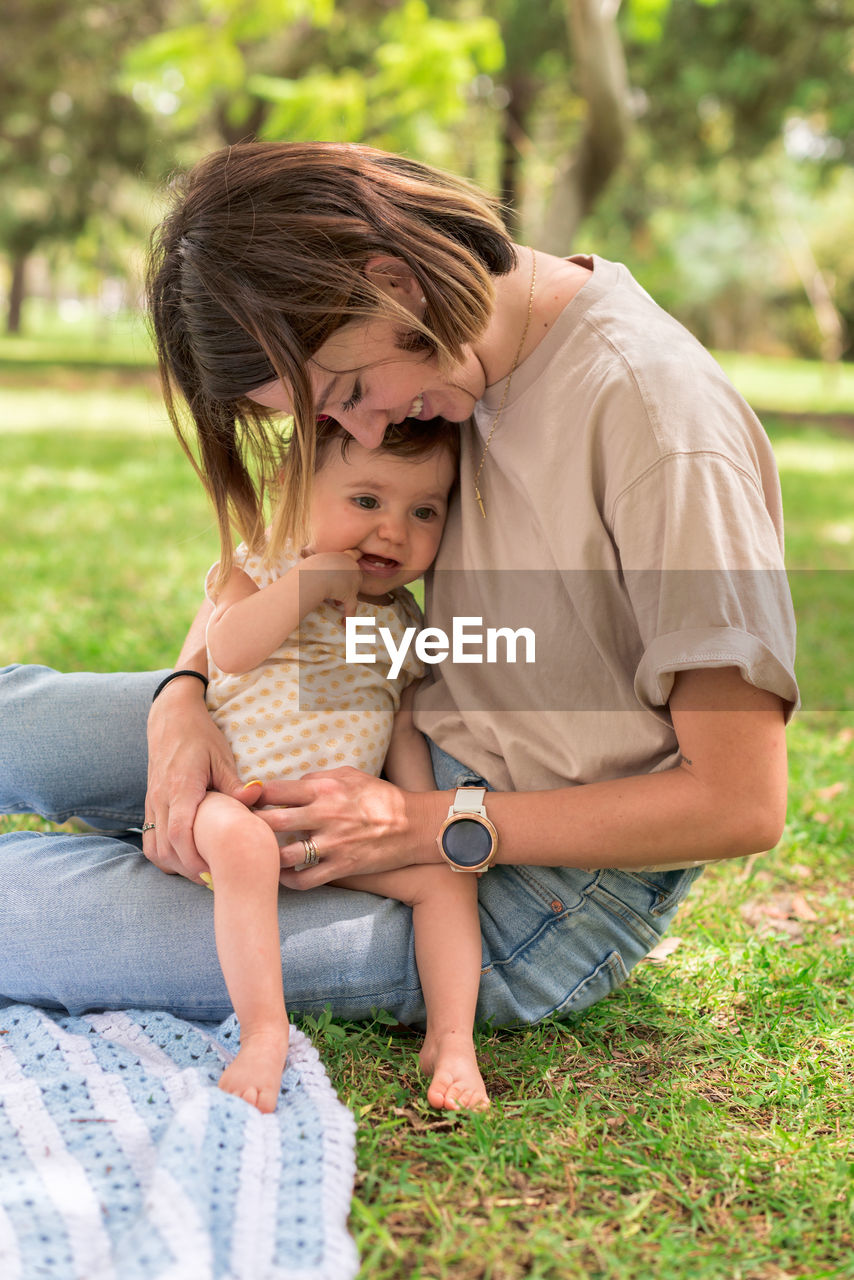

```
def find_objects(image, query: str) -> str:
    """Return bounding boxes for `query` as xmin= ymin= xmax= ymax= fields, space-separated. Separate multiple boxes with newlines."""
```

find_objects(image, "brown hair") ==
xmin=147 ymin=141 xmax=513 ymax=569
xmin=313 ymin=415 xmax=460 ymax=471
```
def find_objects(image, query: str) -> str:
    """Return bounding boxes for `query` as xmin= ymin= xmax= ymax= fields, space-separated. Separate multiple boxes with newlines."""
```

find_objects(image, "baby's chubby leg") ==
xmin=337 ymin=865 xmax=488 ymax=1111
xmin=194 ymin=791 xmax=289 ymax=1113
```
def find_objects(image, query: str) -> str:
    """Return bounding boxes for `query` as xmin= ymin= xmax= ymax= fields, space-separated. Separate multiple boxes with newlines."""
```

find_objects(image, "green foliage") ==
xmin=623 ymin=0 xmax=854 ymax=166
xmin=4 ymin=0 xmax=854 ymax=360
xmin=246 ymin=69 xmax=369 ymax=144
xmin=622 ymin=0 xmax=682 ymax=45
xmin=123 ymin=0 xmax=503 ymax=162
xmin=487 ymin=0 xmax=569 ymax=78
xmin=0 ymin=2 xmax=168 ymax=260
xmin=122 ymin=0 xmax=334 ymax=136
xmin=579 ymin=139 xmax=853 ymax=359
xmin=358 ymin=0 xmax=504 ymax=152
xmin=499 ymin=0 xmax=853 ymax=325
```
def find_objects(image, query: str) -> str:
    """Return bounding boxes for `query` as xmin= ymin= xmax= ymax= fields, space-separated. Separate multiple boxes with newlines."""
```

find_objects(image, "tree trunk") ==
xmin=540 ymin=0 xmax=631 ymax=252
xmin=215 ymin=97 xmax=268 ymax=146
xmin=499 ymin=73 xmax=537 ymax=238
xmin=7 ymin=252 xmax=28 ymax=334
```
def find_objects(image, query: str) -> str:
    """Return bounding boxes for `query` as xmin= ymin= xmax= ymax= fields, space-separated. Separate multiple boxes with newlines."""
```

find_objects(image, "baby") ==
xmin=195 ymin=417 xmax=488 ymax=1113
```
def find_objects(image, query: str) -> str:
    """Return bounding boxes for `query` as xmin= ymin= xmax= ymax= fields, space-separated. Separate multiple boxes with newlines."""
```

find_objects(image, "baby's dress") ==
xmin=205 ymin=542 xmax=424 ymax=784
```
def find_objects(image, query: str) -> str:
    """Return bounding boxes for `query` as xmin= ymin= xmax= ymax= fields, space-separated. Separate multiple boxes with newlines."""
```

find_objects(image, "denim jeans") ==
xmin=0 ymin=664 xmax=701 ymax=1023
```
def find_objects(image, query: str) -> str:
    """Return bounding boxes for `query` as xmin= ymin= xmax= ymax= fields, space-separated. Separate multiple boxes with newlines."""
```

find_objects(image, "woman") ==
xmin=0 ymin=141 xmax=797 ymax=1026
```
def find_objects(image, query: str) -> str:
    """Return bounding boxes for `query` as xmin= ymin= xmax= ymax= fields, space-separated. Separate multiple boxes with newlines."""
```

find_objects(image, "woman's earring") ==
xmin=420 ymin=296 xmax=426 ymax=305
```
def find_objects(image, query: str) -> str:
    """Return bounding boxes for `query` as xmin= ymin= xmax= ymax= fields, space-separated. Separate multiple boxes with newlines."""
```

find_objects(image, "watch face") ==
xmin=442 ymin=817 xmax=493 ymax=869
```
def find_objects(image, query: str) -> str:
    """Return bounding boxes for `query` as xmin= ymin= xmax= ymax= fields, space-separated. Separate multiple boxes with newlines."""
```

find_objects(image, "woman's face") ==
xmin=248 ymin=316 xmax=485 ymax=449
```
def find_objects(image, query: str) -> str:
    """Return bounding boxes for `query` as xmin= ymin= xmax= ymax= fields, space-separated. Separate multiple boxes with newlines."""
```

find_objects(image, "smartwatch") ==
xmin=437 ymin=788 xmax=498 ymax=873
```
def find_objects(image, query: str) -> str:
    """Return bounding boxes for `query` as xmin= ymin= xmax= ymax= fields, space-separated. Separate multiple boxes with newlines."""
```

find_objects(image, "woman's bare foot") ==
xmin=218 ymin=1024 xmax=290 ymax=1113
xmin=420 ymin=1031 xmax=489 ymax=1111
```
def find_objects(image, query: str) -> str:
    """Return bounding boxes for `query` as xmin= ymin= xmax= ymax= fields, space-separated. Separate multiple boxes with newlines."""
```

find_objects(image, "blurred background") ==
xmin=2 ymin=0 xmax=852 ymax=362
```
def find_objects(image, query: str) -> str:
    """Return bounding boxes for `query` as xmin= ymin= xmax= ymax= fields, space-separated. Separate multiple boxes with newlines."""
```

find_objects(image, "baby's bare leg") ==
xmin=337 ymin=866 xmax=488 ymax=1110
xmin=194 ymin=792 xmax=289 ymax=1113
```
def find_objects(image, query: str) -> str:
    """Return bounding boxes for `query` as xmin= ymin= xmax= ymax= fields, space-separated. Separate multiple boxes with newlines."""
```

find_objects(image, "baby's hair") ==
xmin=313 ymin=416 xmax=461 ymax=472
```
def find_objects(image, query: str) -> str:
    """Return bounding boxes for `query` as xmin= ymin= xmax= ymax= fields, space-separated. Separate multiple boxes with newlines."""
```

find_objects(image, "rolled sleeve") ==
xmin=635 ymin=625 xmax=800 ymax=719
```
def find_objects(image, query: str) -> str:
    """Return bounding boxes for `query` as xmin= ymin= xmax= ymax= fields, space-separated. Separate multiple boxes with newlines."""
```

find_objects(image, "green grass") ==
xmin=1 ymin=300 xmax=155 ymax=369
xmin=1 ymin=347 xmax=853 ymax=1279
xmin=317 ymin=707 xmax=854 ymax=1278
xmin=715 ymin=351 xmax=854 ymax=418
xmin=0 ymin=390 xmax=217 ymax=672
xmin=766 ymin=422 xmax=854 ymax=714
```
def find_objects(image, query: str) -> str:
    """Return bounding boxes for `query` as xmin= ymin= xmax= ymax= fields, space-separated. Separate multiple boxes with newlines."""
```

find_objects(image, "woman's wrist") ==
xmin=405 ymin=789 xmax=453 ymax=865
xmin=151 ymin=669 xmax=209 ymax=703
xmin=148 ymin=670 xmax=209 ymax=722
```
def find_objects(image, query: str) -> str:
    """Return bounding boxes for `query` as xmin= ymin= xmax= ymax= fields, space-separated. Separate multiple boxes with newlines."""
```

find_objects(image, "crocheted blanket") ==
xmin=0 ymin=1005 xmax=358 ymax=1280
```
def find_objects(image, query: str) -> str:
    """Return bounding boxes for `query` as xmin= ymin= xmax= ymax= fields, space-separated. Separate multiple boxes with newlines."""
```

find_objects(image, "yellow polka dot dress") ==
xmin=205 ymin=543 xmax=424 ymax=784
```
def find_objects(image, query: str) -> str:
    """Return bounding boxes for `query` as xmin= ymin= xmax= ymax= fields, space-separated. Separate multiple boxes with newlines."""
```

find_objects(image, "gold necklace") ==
xmin=473 ymin=248 xmax=537 ymax=519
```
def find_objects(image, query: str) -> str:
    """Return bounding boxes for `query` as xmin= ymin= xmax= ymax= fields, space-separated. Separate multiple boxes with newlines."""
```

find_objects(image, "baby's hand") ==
xmin=298 ymin=548 xmax=362 ymax=616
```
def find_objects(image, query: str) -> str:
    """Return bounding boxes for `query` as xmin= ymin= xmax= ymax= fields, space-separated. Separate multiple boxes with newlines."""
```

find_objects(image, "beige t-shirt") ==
xmin=414 ymin=256 xmax=798 ymax=838
xmin=206 ymin=542 xmax=423 ymax=785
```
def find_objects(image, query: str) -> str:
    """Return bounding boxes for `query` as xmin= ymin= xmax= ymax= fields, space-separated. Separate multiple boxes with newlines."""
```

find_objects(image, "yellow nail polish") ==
xmin=243 ymin=779 xmax=263 ymax=789
xmin=199 ymin=871 xmax=214 ymax=890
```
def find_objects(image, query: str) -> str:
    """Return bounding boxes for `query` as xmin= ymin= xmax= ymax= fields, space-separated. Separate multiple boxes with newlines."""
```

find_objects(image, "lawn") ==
xmin=1 ymin=339 xmax=852 ymax=1280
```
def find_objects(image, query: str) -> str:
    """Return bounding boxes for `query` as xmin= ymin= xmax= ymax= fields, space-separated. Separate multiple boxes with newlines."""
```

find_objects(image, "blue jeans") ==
xmin=0 ymin=664 xmax=701 ymax=1024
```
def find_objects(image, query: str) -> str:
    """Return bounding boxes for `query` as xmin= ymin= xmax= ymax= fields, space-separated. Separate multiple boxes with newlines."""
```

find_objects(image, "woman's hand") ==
xmin=257 ymin=767 xmax=442 ymax=888
xmin=143 ymin=677 xmax=262 ymax=881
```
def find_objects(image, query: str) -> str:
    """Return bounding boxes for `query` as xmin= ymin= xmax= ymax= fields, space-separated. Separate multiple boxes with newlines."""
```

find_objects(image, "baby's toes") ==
xmin=255 ymin=1086 xmax=280 ymax=1114
xmin=448 ymin=1082 xmax=488 ymax=1111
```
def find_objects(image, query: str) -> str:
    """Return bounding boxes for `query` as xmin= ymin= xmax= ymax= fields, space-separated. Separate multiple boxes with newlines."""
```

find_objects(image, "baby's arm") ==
xmin=383 ymin=683 xmax=437 ymax=792
xmin=208 ymin=551 xmax=362 ymax=674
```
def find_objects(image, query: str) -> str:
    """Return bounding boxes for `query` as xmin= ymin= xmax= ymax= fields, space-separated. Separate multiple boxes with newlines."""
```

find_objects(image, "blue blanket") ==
xmin=0 ymin=1005 xmax=358 ymax=1279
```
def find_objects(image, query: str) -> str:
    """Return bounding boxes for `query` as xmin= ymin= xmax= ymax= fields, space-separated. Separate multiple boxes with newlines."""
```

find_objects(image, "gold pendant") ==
xmin=475 ymin=486 xmax=486 ymax=518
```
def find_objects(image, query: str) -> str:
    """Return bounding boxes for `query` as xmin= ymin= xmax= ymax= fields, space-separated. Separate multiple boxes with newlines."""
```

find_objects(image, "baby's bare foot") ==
xmin=420 ymin=1032 xmax=489 ymax=1112
xmin=218 ymin=1025 xmax=289 ymax=1113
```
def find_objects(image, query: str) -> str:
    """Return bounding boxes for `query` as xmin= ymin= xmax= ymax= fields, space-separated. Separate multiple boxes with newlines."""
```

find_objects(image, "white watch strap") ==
xmin=452 ymin=787 xmax=486 ymax=814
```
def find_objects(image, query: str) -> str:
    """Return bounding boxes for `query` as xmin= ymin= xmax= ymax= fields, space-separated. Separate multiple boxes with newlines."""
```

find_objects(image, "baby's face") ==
xmin=309 ymin=441 xmax=456 ymax=596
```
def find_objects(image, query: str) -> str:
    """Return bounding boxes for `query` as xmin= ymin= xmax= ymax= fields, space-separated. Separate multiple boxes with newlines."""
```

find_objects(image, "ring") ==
xmin=141 ymin=822 xmax=156 ymax=834
xmin=296 ymin=837 xmax=319 ymax=871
